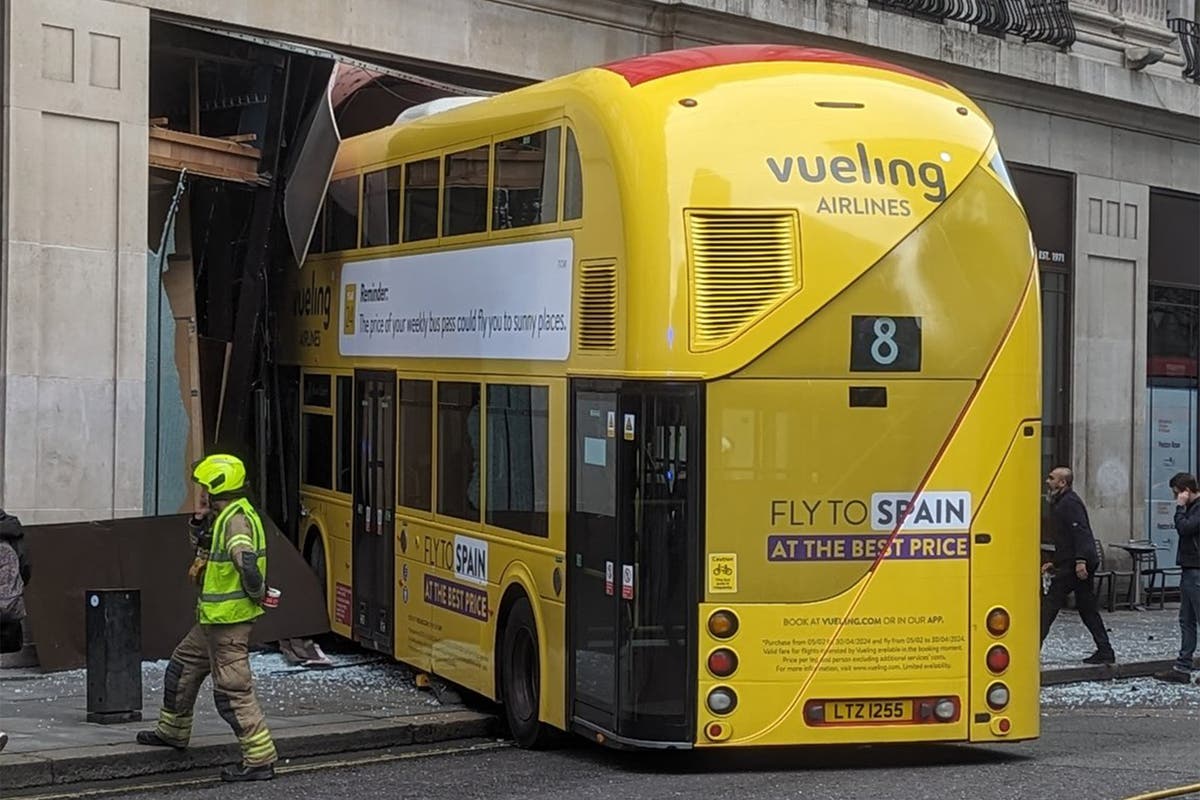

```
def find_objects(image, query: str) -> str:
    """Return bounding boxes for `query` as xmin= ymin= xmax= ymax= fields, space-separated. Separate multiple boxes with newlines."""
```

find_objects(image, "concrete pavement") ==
xmin=0 ymin=649 xmax=497 ymax=790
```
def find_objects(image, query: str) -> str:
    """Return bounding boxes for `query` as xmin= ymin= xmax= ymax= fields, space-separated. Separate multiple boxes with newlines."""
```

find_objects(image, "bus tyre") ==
xmin=305 ymin=531 xmax=327 ymax=599
xmin=501 ymin=596 xmax=551 ymax=749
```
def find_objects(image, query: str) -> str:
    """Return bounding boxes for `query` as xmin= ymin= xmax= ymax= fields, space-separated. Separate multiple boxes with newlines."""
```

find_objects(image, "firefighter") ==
xmin=136 ymin=454 xmax=278 ymax=781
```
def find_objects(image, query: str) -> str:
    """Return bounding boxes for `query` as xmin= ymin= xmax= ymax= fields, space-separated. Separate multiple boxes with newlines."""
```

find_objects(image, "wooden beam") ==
xmin=148 ymin=126 xmax=265 ymax=184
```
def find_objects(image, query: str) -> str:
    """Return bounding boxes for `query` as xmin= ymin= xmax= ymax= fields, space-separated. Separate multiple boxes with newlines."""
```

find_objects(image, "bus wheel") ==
xmin=305 ymin=530 xmax=327 ymax=599
xmin=501 ymin=596 xmax=550 ymax=748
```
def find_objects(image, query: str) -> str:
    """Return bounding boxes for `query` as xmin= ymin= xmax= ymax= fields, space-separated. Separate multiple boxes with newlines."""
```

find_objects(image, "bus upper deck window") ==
xmin=404 ymin=158 xmax=440 ymax=242
xmin=493 ymin=128 xmax=560 ymax=229
xmin=309 ymin=199 xmax=326 ymax=256
xmin=564 ymin=128 xmax=582 ymax=221
xmin=443 ymin=146 xmax=490 ymax=236
xmin=325 ymin=176 xmax=360 ymax=251
xmin=362 ymin=166 xmax=400 ymax=247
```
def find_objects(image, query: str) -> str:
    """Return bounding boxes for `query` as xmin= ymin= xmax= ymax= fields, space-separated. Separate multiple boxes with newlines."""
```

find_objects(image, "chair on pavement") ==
xmin=1092 ymin=539 xmax=1119 ymax=612
xmin=1139 ymin=547 xmax=1182 ymax=609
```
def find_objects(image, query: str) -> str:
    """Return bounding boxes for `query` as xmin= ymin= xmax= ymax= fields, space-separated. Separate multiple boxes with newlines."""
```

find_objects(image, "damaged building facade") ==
xmin=1 ymin=0 xmax=1198 ymax=558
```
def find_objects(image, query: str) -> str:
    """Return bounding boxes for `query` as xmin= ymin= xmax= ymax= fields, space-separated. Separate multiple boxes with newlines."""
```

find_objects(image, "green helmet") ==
xmin=191 ymin=454 xmax=247 ymax=496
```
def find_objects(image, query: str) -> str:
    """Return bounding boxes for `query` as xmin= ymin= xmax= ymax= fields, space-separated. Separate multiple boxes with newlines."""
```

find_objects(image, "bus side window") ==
xmin=325 ymin=176 xmax=360 ymax=251
xmin=309 ymin=199 xmax=326 ymax=255
xmin=302 ymin=373 xmax=333 ymax=490
xmin=438 ymin=382 xmax=481 ymax=522
xmin=404 ymin=158 xmax=440 ymax=242
xmin=493 ymin=128 xmax=560 ymax=229
xmin=443 ymin=146 xmax=490 ymax=236
xmin=361 ymin=166 xmax=401 ymax=247
xmin=563 ymin=128 xmax=583 ymax=221
xmin=335 ymin=375 xmax=353 ymax=494
xmin=486 ymin=384 xmax=549 ymax=537
xmin=399 ymin=379 xmax=432 ymax=511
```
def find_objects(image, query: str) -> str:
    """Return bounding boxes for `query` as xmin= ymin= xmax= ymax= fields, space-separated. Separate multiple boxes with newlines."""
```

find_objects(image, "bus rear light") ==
xmin=707 ymin=609 xmax=739 ymax=639
xmin=933 ymin=698 xmax=957 ymax=721
xmin=804 ymin=702 xmax=825 ymax=723
xmin=706 ymin=687 xmax=737 ymax=715
xmin=986 ymin=682 xmax=1010 ymax=711
xmin=705 ymin=721 xmax=731 ymax=741
xmin=707 ymin=648 xmax=738 ymax=678
xmin=986 ymin=645 xmax=1010 ymax=674
xmin=986 ymin=607 xmax=1010 ymax=637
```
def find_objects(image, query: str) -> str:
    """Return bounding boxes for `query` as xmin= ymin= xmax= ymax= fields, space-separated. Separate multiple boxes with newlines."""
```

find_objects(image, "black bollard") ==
xmin=85 ymin=588 xmax=143 ymax=724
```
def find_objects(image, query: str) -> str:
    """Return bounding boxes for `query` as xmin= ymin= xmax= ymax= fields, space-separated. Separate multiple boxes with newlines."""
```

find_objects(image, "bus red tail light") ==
xmin=986 ymin=645 xmax=1010 ymax=674
xmin=707 ymin=648 xmax=739 ymax=678
xmin=986 ymin=607 xmax=1010 ymax=637
xmin=707 ymin=610 xmax=739 ymax=639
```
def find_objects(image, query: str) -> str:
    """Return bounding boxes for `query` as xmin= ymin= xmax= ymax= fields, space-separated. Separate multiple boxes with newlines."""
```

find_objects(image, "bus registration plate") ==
xmin=828 ymin=700 xmax=911 ymax=723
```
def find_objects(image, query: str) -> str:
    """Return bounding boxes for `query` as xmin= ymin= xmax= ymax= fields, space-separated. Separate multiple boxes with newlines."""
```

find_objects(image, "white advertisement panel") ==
xmin=339 ymin=237 xmax=573 ymax=360
xmin=1146 ymin=386 xmax=1198 ymax=587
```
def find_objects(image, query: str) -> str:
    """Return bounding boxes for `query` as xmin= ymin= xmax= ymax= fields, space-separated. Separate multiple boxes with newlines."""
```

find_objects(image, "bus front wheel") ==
xmin=500 ymin=596 xmax=551 ymax=748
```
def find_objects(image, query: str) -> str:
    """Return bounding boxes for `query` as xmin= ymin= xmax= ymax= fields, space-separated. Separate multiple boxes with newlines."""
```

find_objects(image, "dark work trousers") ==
xmin=1040 ymin=568 xmax=1114 ymax=655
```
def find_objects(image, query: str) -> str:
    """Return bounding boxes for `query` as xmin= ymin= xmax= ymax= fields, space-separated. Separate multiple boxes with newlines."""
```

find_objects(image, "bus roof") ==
xmin=598 ymin=44 xmax=945 ymax=88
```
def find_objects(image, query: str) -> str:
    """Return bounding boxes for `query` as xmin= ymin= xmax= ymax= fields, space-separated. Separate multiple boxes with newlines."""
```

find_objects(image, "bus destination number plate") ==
xmin=850 ymin=315 xmax=921 ymax=372
xmin=827 ymin=700 xmax=912 ymax=723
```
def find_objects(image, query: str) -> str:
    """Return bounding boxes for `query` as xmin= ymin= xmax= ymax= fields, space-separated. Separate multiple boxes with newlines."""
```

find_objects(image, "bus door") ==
xmin=352 ymin=370 xmax=396 ymax=654
xmin=568 ymin=382 xmax=699 ymax=745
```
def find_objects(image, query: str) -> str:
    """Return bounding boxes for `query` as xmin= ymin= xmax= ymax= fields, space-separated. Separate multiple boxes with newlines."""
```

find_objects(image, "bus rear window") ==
xmin=564 ymin=128 xmax=583 ymax=221
xmin=493 ymin=129 xmax=559 ymax=229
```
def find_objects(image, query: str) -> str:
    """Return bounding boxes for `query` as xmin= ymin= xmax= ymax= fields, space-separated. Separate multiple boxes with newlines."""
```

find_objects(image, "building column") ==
xmin=0 ymin=0 xmax=149 ymax=523
xmin=1071 ymin=175 xmax=1151 ymax=546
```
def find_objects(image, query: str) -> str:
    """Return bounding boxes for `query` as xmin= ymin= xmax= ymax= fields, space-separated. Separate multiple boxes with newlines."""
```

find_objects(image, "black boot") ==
xmin=1082 ymin=650 xmax=1115 ymax=665
xmin=135 ymin=730 xmax=186 ymax=750
xmin=220 ymin=762 xmax=276 ymax=782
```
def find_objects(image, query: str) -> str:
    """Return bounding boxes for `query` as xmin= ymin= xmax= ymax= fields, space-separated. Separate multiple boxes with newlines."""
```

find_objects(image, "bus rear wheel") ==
xmin=501 ymin=596 xmax=551 ymax=749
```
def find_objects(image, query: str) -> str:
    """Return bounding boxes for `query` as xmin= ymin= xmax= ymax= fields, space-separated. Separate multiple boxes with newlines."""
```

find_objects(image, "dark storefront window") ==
xmin=1148 ymin=189 xmax=1200 ymax=387
xmin=1010 ymin=165 xmax=1075 ymax=488
xmin=1146 ymin=189 xmax=1199 ymax=545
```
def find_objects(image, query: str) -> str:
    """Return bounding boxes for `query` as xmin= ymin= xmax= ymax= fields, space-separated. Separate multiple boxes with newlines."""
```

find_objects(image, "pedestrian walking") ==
xmin=135 ymin=454 xmax=278 ymax=781
xmin=1039 ymin=466 xmax=1116 ymax=664
xmin=1154 ymin=472 xmax=1200 ymax=684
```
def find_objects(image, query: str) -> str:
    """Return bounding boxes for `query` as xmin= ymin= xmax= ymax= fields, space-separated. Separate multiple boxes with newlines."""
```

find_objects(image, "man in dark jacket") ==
xmin=1155 ymin=473 xmax=1200 ymax=684
xmin=1039 ymin=467 xmax=1115 ymax=664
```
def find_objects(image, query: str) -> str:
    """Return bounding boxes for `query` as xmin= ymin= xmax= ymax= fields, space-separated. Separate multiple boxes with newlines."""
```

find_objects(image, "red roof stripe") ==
xmin=599 ymin=44 xmax=944 ymax=88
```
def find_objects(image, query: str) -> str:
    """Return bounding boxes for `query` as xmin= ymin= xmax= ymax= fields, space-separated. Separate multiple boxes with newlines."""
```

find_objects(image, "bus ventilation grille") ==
xmin=577 ymin=258 xmax=618 ymax=351
xmin=687 ymin=210 xmax=800 ymax=348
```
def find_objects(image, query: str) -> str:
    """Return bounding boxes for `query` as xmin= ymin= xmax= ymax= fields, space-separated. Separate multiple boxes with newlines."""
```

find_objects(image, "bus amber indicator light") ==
xmin=986 ymin=607 xmax=1010 ymax=637
xmin=707 ymin=648 xmax=738 ymax=678
xmin=986 ymin=645 xmax=1010 ymax=674
xmin=707 ymin=610 xmax=739 ymax=639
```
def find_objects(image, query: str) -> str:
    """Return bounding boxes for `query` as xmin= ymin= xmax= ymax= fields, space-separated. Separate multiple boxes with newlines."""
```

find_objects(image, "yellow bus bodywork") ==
xmin=278 ymin=46 xmax=1040 ymax=748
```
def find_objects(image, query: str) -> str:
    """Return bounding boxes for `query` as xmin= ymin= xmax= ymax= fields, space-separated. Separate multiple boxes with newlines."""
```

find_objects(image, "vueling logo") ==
xmin=767 ymin=143 xmax=948 ymax=203
xmin=292 ymin=272 xmax=331 ymax=330
xmin=343 ymin=284 xmax=356 ymax=335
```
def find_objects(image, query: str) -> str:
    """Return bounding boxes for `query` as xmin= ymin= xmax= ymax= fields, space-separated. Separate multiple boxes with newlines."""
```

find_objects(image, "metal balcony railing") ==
xmin=876 ymin=0 xmax=1076 ymax=47
xmin=1168 ymin=17 xmax=1200 ymax=82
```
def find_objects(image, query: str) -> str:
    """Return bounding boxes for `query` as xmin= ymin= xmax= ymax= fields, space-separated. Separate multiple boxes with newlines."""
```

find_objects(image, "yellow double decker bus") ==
xmin=278 ymin=44 xmax=1041 ymax=750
